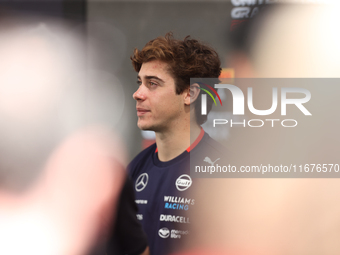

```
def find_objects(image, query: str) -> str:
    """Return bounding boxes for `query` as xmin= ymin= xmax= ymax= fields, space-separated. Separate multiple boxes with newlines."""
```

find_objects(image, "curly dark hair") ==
xmin=131 ymin=32 xmax=221 ymax=125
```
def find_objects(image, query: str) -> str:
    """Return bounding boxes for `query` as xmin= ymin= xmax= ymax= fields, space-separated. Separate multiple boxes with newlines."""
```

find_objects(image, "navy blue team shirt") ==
xmin=129 ymin=129 xmax=226 ymax=255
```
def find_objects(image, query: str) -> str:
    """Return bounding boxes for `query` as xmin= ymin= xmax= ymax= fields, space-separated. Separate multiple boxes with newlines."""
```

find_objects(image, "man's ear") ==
xmin=184 ymin=83 xmax=200 ymax=106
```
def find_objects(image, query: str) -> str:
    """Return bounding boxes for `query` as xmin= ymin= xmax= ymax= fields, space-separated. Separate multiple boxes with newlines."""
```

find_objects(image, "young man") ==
xmin=129 ymin=32 xmax=225 ymax=255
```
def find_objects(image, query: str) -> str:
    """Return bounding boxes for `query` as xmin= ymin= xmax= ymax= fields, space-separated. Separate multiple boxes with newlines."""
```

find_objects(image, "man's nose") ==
xmin=133 ymin=85 xmax=146 ymax=101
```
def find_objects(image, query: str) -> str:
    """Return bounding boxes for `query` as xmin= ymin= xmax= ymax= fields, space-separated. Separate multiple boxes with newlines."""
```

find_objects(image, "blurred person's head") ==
xmin=0 ymin=18 xmax=87 ymax=192
xmin=229 ymin=4 xmax=340 ymax=78
xmin=186 ymin=4 xmax=340 ymax=255
xmin=0 ymin=127 xmax=125 ymax=255
xmin=0 ymin=18 xmax=126 ymax=255
xmin=131 ymin=32 xmax=221 ymax=127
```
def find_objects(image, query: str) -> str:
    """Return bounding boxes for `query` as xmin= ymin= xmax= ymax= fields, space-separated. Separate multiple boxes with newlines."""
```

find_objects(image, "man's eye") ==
xmin=150 ymin=81 xmax=157 ymax=86
xmin=137 ymin=80 xmax=142 ymax=86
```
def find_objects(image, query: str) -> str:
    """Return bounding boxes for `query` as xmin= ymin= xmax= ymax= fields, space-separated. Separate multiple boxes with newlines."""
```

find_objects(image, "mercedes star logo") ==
xmin=135 ymin=173 xmax=149 ymax=192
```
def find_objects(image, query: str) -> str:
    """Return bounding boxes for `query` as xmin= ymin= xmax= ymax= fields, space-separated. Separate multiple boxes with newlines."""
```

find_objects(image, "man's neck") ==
xmin=155 ymin=123 xmax=201 ymax=162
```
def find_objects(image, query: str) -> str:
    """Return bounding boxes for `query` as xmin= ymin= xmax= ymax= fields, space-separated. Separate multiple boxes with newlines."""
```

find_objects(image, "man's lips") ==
xmin=136 ymin=107 xmax=150 ymax=116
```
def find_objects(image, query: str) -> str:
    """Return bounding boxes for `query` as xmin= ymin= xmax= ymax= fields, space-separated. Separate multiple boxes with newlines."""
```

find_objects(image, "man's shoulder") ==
xmin=203 ymin=133 xmax=226 ymax=152
xmin=191 ymin=132 xmax=229 ymax=166
xmin=198 ymin=132 xmax=228 ymax=155
xmin=189 ymin=132 xmax=230 ymax=177
xmin=128 ymin=143 xmax=156 ymax=178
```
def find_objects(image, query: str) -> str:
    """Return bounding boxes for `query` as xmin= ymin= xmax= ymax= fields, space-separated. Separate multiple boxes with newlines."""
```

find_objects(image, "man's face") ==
xmin=133 ymin=60 xmax=187 ymax=132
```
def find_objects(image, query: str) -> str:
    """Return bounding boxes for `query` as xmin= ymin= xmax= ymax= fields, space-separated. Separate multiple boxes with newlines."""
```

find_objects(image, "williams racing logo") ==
xmin=164 ymin=196 xmax=195 ymax=211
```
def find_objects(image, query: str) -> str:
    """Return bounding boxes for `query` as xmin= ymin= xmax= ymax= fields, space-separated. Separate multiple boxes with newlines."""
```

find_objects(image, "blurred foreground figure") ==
xmin=230 ymin=3 xmax=340 ymax=78
xmin=0 ymin=19 xmax=125 ymax=255
xmin=0 ymin=128 xmax=125 ymax=255
xmin=179 ymin=4 xmax=340 ymax=255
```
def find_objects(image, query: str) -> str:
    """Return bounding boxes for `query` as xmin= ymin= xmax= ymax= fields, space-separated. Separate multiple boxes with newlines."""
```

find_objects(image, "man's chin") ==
xmin=137 ymin=120 xmax=163 ymax=132
xmin=137 ymin=122 xmax=152 ymax=131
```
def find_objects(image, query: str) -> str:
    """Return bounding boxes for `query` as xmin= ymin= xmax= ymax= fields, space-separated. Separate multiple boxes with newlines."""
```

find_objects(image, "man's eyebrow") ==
xmin=137 ymin=75 xmax=165 ymax=83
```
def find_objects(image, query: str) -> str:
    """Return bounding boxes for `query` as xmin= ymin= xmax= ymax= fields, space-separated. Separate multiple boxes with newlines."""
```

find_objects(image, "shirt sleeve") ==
xmin=106 ymin=176 xmax=148 ymax=255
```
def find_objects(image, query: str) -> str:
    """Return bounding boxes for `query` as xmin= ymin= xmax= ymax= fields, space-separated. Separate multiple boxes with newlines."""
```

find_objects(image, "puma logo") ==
xmin=203 ymin=157 xmax=220 ymax=166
